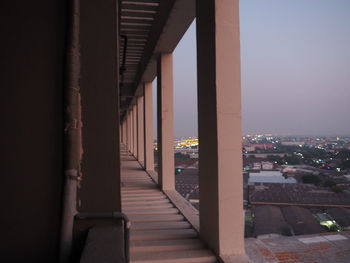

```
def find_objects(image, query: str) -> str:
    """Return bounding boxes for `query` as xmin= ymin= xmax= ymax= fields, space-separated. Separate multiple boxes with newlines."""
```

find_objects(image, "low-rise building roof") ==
xmin=282 ymin=206 xmax=326 ymax=235
xmin=252 ymin=205 xmax=291 ymax=237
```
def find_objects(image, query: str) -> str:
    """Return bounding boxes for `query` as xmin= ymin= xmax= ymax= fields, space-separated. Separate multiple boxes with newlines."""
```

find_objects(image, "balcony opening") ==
xmin=172 ymin=21 xmax=199 ymax=211
xmin=240 ymin=0 xmax=350 ymax=242
xmin=152 ymin=77 xmax=158 ymax=170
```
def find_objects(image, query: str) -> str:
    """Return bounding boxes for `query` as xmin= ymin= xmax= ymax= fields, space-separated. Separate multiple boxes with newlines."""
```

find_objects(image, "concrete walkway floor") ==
xmin=120 ymin=149 xmax=217 ymax=263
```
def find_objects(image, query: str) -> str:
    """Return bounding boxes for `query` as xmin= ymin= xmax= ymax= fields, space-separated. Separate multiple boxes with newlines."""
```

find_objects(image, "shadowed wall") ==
xmin=0 ymin=1 xmax=66 ymax=262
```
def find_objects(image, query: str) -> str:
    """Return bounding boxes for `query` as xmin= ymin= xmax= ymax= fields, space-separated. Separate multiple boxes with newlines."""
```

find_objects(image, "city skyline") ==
xmin=153 ymin=0 xmax=350 ymax=137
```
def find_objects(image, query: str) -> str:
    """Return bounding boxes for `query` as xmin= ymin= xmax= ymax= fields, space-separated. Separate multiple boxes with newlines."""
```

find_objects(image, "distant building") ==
xmin=281 ymin=141 xmax=305 ymax=146
xmin=251 ymin=143 xmax=274 ymax=149
xmin=189 ymin=152 xmax=199 ymax=159
xmin=252 ymin=205 xmax=291 ymax=238
xmin=282 ymin=206 xmax=326 ymax=235
xmin=244 ymin=146 xmax=256 ymax=152
xmin=252 ymin=162 xmax=261 ymax=170
xmin=281 ymin=165 xmax=319 ymax=175
xmin=261 ymin=161 xmax=274 ymax=170
xmin=244 ymin=143 xmax=274 ymax=152
xmin=282 ymin=166 xmax=297 ymax=173
xmin=244 ymin=153 xmax=288 ymax=158
xmin=249 ymin=171 xmax=297 ymax=184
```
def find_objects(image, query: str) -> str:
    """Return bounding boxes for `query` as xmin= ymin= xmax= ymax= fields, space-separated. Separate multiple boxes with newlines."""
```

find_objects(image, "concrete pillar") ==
xmin=196 ymin=0 xmax=245 ymax=258
xmin=137 ymin=96 xmax=145 ymax=165
xmin=120 ymin=123 xmax=123 ymax=144
xmin=128 ymin=111 xmax=130 ymax=152
xmin=129 ymin=109 xmax=133 ymax=153
xmin=133 ymin=104 xmax=138 ymax=157
xmin=126 ymin=110 xmax=131 ymax=152
xmin=157 ymin=53 xmax=175 ymax=190
xmin=144 ymin=82 xmax=154 ymax=171
xmin=124 ymin=120 xmax=127 ymax=145
xmin=125 ymin=110 xmax=130 ymax=151
xmin=122 ymin=120 xmax=127 ymax=144
xmin=79 ymin=0 xmax=120 ymax=212
xmin=120 ymin=121 xmax=123 ymax=143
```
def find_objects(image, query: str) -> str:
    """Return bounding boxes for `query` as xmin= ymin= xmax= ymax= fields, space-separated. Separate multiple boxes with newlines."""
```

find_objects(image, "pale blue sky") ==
xmin=154 ymin=0 xmax=350 ymax=137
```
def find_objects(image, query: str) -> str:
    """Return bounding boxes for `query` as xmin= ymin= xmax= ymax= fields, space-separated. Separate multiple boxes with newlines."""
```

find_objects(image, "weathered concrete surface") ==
xmin=245 ymin=231 xmax=350 ymax=263
xmin=120 ymin=145 xmax=217 ymax=262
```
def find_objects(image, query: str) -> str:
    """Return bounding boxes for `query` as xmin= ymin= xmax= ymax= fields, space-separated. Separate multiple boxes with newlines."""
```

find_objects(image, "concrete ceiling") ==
xmin=119 ymin=0 xmax=195 ymax=119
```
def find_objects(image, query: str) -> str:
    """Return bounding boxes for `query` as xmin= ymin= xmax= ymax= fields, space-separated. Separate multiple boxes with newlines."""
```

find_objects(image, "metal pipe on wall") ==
xmin=59 ymin=0 xmax=82 ymax=262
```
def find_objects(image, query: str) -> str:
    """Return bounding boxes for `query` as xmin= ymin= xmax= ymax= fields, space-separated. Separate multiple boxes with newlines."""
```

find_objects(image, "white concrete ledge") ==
xmin=146 ymin=170 xmax=158 ymax=184
xmin=144 ymin=170 xmax=199 ymax=232
xmin=163 ymin=189 xmax=199 ymax=233
xmin=220 ymin=254 xmax=252 ymax=263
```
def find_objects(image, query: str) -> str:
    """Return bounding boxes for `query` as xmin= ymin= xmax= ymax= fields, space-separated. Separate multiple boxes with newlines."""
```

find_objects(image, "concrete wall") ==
xmin=78 ymin=0 xmax=121 ymax=213
xmin=0 ymin=1 xmax=66 ymax=262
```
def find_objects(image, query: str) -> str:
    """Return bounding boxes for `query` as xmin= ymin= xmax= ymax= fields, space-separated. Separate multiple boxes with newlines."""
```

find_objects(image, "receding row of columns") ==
xmin=102 ymin=0 xmax=245 ymax=259
xmin=121 ymin=52 xmax=175 ymax=193
xmin=60 ymin=0 xmax=243 ymax=262
xmin=121 ymin=80 xmax=156 ymax=174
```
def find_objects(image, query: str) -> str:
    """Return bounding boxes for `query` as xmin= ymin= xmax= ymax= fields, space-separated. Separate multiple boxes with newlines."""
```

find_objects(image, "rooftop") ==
xmin=246 ymin=231 xmax=350 ymax=263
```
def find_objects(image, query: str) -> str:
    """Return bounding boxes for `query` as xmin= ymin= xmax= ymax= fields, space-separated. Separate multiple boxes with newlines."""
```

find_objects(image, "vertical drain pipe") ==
xmin=60 ymin=0 xmax=81 ymax=262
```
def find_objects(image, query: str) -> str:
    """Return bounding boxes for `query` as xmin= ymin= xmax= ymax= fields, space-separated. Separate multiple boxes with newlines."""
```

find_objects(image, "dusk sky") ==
xmin=154 ymin=0 xmax=350 ymax=137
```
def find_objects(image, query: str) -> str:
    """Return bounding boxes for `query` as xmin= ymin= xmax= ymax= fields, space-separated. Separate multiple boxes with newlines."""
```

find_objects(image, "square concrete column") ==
xmin=126 ymin=113 xmax=129 ymax=149
xmin=132 ymin=104 xmax=138 ymax=157
xmin=79 ymin=0 xmax=120 ymax=212
xmin=129 ymin=109 xmax=132 ymax=153
xmin=129 ymin=109 xmax=133 ymax=153
xmin=120 ymin=120 xmax=124 ymax=144
xmin=131 ymin=107 xmax=135 ymax=155
xmin=157 ymin=53 xmax=175 ymax=190
xmin=127 ymin=110 xmax=131 ymax=152
xmin=196 ymin=0 xmax=245 ymax=259
xmin=137 ymin=96 xmax=145 ymax=165
xmin=122 ymin=120 xmax=127 ymax=144
xmin=144 ymin=82 xmax=154 ymax=171
xmin=119 ymin=123 xmax=122 ymax=143
xmin=129 ymin=109 xmax=134 ymax=154
xmin=124 ymin=120 xmax=127 ymax=145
